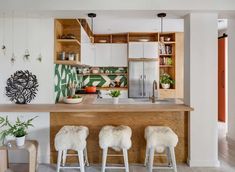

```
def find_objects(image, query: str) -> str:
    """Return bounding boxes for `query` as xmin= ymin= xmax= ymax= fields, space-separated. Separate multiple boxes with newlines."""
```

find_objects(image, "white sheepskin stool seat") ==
xmin=144 ymin=126 xmax=178 ymax=172
xmin=99 ymin=125 xmax=132 ymax=172
xmin=54 ymin=126 xmax=89 ymax=172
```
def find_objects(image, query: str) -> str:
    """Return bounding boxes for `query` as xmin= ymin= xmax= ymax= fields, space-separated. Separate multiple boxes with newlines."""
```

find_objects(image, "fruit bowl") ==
xmin=63 ymin=95 xmax=83 ymax=104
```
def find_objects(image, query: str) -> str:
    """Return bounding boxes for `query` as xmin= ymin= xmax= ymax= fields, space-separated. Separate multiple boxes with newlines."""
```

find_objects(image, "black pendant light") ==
xmin=157 ymin=13 xmax=166 ymax=33
xmin=88 ymin=13 xmax=96 ymax=43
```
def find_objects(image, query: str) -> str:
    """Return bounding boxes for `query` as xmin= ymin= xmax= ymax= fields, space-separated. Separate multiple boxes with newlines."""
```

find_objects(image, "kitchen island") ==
xmin=0 ymin=95 xmax=193 ymax=164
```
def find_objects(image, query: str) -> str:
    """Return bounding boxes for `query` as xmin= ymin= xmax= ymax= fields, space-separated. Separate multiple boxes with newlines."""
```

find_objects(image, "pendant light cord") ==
xmin=2 ymin=12 xmax=5 ymax=45
xmin=12 ymin=11 xmax=14 ymax=53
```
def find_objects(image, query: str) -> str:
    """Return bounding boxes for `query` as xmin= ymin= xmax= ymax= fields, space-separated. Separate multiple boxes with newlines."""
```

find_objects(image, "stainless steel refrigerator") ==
xmin=128 ymin=60 xmax=159 ymax=98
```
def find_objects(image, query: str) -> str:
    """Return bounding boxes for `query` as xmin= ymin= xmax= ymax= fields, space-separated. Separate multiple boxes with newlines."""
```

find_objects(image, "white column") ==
xmin=184 ymin=13 xmax=219 ymax=167
xmin=227 ymin=19 xmax=235 ymax=141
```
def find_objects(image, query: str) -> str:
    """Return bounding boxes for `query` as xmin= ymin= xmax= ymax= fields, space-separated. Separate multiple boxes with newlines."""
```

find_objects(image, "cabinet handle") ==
xmin=139 ymin=75 xmax=143 ymax=96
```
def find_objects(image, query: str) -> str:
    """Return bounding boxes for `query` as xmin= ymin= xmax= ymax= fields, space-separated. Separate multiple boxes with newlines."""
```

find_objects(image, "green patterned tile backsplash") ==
xmin=80 ymin=67 xmax=128 ymax=87
xmin=54 ymin=65 xmax=128 ymax=102
xmin=54 ymin=64 xmax=78 ymax=102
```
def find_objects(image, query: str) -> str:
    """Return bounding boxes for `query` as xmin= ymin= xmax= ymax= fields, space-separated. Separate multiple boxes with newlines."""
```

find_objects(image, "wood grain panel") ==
xmin=50 ymin=111 xmax=188 ymax=164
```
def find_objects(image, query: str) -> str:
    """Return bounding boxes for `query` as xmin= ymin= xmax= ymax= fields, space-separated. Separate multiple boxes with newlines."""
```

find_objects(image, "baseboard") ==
xmin=187 ymin=159 xmax=220 ymax=167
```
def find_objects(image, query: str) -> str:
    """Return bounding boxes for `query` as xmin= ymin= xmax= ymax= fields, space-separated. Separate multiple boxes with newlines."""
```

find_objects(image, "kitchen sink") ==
xmin=94 ymin=98 xmax=183 ymax=105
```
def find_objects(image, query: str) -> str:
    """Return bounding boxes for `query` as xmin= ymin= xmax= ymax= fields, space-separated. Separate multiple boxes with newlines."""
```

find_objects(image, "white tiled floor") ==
xmin=7 ymin=122 xmax=235 ymax=172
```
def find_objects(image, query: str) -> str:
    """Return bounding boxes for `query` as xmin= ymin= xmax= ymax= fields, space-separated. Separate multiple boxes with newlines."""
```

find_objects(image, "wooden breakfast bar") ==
xmin=0 ymin=95 xmax=193 ymax=165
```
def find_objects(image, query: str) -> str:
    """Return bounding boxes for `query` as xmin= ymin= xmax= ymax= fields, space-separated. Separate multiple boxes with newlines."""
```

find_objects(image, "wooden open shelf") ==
xmin=94 ymin=33 xmax=128 ymax=43
xmin=57 ymin=39 xmax=81 ymax=45
xmin=159 ymin=32 xmax=176 ymax=42
xmin=128 ymin=32 xmax=158 ymax=42
xmin=159 ymin=54 xmax=173 ymax=56
xmin=159 ymin=33 xmax=176 ymax=90
xmin=112 ymin=33 xmax=128 ymax=43
xmin=78 ymin=19 xmax=93 ymax=42
xmin=54 ymin=19 xmax=82 ymax=65
xmin=160 ymin=65 xmax=173 ymax=68
xmin=94 ymin=34 xmax=112 ymax=43
xmin=55 ymin=60 xmax=80 ymax=65
xmin=78 ymin=73 xmax=127 ymax=76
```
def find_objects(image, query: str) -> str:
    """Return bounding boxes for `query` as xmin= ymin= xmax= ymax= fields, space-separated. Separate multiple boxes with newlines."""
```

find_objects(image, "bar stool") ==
xmin=144 ymin=126 xmax=178 ymax=172
xmin=99 ymin=125 xmax=132 ymax=172
xmin=54 ymin=126 xmax=89 ymax=172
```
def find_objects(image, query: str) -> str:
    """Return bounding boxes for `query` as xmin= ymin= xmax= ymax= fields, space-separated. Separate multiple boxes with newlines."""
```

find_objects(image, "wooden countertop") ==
xmin=0 ymin=95 xmax=193 ymax=112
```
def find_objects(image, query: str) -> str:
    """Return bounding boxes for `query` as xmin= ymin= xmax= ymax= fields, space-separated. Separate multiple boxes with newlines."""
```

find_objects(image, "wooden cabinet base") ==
xmin=50 ymin=111 xmax=188 ymax=164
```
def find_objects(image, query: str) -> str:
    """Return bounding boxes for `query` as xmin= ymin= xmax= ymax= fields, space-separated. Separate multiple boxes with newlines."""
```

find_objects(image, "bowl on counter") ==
xmin=85 ymin=86 xmax=97 ymax=93
xmin=91 ymin=68 xmax=99 ymax=74
xmin=63 ymin=95 xmax=83 ymax=104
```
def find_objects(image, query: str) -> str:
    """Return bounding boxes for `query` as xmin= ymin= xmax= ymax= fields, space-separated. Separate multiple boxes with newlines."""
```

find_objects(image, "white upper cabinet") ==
xmin=143 ymin=42 xmax=158 ymax=58
xmin=111 ymin=44 xmax=127 ymax=67
xmin=94 ymin=43 xmax=127 ymax=67
xmin=80 ymin=28 xmax=95 ymax=65
xmin=128 ymin=42 xmax=144 ymax=58
xmin=95 ymin=44 xmax=112 ymax=67
xmin=128 ymin=42 xmax=158 ymax=59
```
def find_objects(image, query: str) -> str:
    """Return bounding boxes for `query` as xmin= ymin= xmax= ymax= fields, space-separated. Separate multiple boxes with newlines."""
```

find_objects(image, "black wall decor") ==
xmin=5 ymin=70 xmax=39 ymax=104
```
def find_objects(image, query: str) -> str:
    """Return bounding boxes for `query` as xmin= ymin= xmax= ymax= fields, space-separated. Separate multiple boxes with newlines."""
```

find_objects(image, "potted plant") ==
xmin=0 ymin=116 xmax=37 ymax=146
xmin=160 ymin=73 xmax=175 ymax=89
xmin=108 ymin=90 xmax=121 ymax=104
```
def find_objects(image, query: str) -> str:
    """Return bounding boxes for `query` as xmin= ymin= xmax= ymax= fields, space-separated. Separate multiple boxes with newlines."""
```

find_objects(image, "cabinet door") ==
xmin=81 ymin=28 xmax=93 ymax=65
xmin=111 ymin=44 xmax=127 ymax=67
xmin=143 ymin=42 xmax=158 ymax=58
xmin=95 ymin=44 xmax=111 ymax=67
xmin=129 ymin=61 xmax=144 ymax=98
xmin=88 ymin=44 xmax=95 ymax=66
xmin=128 ymin=42 xmax=144 ymax=58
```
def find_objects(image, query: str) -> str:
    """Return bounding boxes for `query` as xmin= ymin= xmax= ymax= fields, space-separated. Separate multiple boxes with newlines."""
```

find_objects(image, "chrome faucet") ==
xmin=150 ymin=80 xmax=158 ymax=103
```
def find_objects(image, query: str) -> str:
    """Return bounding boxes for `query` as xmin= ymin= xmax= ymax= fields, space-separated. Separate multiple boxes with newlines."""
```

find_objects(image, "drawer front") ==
xmin=159 ymin=89 xmax=175 ymax=98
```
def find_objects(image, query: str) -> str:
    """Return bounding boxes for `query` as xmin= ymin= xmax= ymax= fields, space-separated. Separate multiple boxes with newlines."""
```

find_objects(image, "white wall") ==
xmin=227 ymin=19 xmax=235 ymax=141
xmin=93 ymin=19 xmax=184 ymax=34
xmin=0 ymin=113 xmax=50 ymax=163
xmin=0 ymin=17 xmax=54 ymax=104
xmin=0 ymin=17 xmax=54 ymax=163
xmin=218 ymin=29 xmax=227 ymax=37
xmin=184 ymin=13 xmax=219 ymax=167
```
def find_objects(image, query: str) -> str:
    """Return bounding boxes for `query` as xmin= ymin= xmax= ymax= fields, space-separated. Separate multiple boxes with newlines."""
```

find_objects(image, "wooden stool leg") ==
xmin=57 ymin=150 xmax=62 ymax=172
xmin=0 ymin=148 xmax=8 ymax=172
xmin=123 ymin=149 xmax=129 ymax=172
xmin=84 ymin=147 xmax=89 ymax=166
xmin=28 ymin=146 xmax=37 ymax=172
xmin=166 ymin=147 xmax=172 ymax=166
xmin=101 ymin=148 xmax=108 ymax=172
xmin=169 ymin=147 xmax=177 ymax=172
xmin=62 ymin=150 xmax=67 ymax=166
xmin=144 ymin=145 xmax=149 ymax=166
xmin=78 ymin=150 xmax=85 ymax=172
xmin=148 ymin=148 xmax=154 ymax=172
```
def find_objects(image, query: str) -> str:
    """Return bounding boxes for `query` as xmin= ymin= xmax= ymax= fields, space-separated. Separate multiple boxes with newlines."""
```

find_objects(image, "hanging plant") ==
xmin=5 ymin=70 xmax=39 ymax=104
xmin=10 ymin=12 xmax=16 ymax=64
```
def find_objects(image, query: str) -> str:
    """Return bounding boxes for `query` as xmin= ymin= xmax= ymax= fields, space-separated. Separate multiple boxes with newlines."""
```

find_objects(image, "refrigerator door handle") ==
xmin=139 ymin=75 xmax=143 ymax=96
xmin=143 ymin=74 xmax=146 ymax=96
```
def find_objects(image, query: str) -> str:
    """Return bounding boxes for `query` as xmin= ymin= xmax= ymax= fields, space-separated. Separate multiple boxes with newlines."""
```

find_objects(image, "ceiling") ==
xmin=0 ymin=10 xmax=231 ymax=33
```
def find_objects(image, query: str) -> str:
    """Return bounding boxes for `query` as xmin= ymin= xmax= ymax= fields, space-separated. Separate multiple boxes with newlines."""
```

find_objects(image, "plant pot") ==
xmin=161 ymin=83 xmax=171 ymax=89
xmin=113 ymin=97 xmax=119 ymax=104
xmin=16 ymin=136 xmax=25 ymax=146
